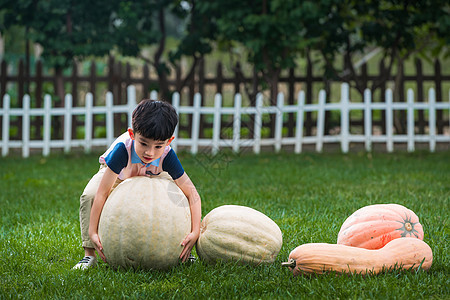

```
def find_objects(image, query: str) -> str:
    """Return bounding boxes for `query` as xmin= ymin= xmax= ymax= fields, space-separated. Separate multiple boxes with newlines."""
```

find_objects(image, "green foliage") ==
xmin=1 ymin=0 xmax=115 ymax=68
xmin=0 ymin=0 xmax=189 ymax=69
xmin=168 ymin=1 xmax=216 ymax=62
xmin=0 ymin=151 xmax=449 ymax=298
xmin=197 ymin=1 xmax=307 ymax=74
xmin=0 ymin=0 xmax=448 ymax=99
xmin=195 ymin=0 xmax=449 ymax=95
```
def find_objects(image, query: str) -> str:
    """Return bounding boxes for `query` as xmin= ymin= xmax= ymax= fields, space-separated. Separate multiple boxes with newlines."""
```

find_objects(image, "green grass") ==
xmin=1 ymin=150 xmax=449 ymax=299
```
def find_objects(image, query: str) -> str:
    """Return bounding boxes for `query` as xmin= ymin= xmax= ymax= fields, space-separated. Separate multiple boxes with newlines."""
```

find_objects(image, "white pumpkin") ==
xmin=98 ymin=175 xmax=191 ymax=270
xmin=196 ymin=205 xmax=283 ymax=265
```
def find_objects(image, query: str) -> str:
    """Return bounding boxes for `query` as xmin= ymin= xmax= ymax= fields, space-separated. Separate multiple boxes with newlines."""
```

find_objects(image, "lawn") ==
xmin=0 ymin=149 xmax=449 ymax=299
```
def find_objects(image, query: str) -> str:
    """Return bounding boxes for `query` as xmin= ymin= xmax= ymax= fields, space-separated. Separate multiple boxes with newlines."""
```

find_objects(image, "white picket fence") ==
xmin=0 ymin=83 xmax=449 ymax=158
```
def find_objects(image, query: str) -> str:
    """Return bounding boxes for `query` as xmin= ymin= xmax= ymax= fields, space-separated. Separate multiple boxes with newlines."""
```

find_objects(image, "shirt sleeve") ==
xmin=162 ymin=149 xmax=185 ymax=180
xmin=104 ymin=142 xmax=128 ymax=174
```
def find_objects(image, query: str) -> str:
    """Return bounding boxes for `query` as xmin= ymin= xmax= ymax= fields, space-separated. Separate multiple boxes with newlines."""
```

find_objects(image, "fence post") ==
xmin=253 ymin=93 xmax=263 ymax=154
xmin=434 ymin=60 xmax=443 ymax=133
xmin=89 ymin=61 xmax=97 ymax=105
xmin=316 ymin=90 xmax=326 ymax=153
xmin=233 ymin=93 xmax=242 ymax=154
xmin=143 ymin=65 xmax=150 ymax=99
xmin=2 ymin=94 xmax=10 ymax=156
xmin=71 ymin=61 xmax=78 ymax=107
xmin=428 ymin=88 xmax=436 ymax=152
xmin=171 ymin=92 xmax=180 ymax=152
xmin=150 ymin=90 xmax=158 ymax=100
xmin=287 ymin=68 xmax=296 ymax=136
xmin=275 ymin=92 xmax=284 ymax=153
xmin=0 ymin=61 xmax=7 ymax=102
xmin=107 ymin=56 xmax=114 ymax=103
xmin=191 ymin=93 xmax=201 ymax=154
xmin=305 ymin=55 xmax=313 ymax=135
xmin=294 ymin=91 xmax=305 ymax=154
xmin=407 ymin=89 xmax=415 ymax=152
xmin=22 ymin=94 xmax=30 ymax=158
xmin=385 ymin=89 xmax=394 ymax=152
xmin=364 ymin=89 xmax=372 ymax=152
xmin=18 ymin=60 xmax=25 ymax=109
xmin=64 ymin=94 xmax=73 ymax=153
xmin=35 ymin=61 xmax=43 ymax=138
xmin=43 ymin=94 xmax=51 ymax=156
xmin=106 ymin=92 xmax=114 ymax=146
xmin=416 ymin=59 xmax=425 ymax=134
xmin=212 ymin=93 xmax=222 ymax=155
xmin=378 ymin=61 xmax=387 ymax=134
xmin=85 ymin=93 xmax=93 ymax=153
xmin=340 ymin=83 xmax=350 ymax=153
xmin=127 ymin=85 xmax=136 ymax=128
xmin=216 ymin=62 xmax=223 ymax=95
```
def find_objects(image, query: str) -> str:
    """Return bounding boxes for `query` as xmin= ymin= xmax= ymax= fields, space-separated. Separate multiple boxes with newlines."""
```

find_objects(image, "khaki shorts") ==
xmin=78 ymin=164 xmax=122 ymax=249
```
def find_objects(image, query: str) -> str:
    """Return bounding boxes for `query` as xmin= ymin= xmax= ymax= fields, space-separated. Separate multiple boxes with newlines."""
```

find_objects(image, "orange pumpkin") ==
xmin=337 ymin=204 xmax=424 ymax=249
xmin=282 ymin=237 xmax=432 ymax=276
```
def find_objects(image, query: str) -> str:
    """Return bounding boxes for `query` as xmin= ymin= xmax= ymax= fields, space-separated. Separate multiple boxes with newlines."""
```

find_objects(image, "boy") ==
xmin=73 ymin=99 xmax=201 ymax=269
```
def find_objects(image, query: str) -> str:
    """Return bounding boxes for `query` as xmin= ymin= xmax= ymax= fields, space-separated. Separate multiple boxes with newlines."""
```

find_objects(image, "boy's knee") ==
xmin=81 ymin=167 xmax=106 ymax=197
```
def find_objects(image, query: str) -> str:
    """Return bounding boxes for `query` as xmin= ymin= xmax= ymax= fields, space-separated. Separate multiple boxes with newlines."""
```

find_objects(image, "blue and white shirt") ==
xmin=99 ymin=131 xmax=184 ymax=180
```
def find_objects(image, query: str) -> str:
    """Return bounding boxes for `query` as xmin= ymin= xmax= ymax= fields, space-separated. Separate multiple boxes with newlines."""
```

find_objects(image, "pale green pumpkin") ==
xmin=196 ymin=205 xmax=283 ymax=265
xmin=98 ymin=175 xmax=191 ymax=270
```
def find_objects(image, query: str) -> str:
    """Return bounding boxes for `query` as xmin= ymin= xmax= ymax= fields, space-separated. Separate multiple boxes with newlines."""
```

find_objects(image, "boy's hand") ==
xmin=180 ymin=231 xmax=199 ymax=262
xmin=90 ymin=232 xmax=107 ymax=262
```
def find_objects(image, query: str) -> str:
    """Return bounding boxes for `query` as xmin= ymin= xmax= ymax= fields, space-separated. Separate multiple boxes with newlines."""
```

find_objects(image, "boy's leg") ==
xmin=74 ymin=164 xmax=123 ymax=269
xmin=73 ymin=165 xmax=106 ymax=269
xmin=79 ymin=165 xmax=107 ymax=251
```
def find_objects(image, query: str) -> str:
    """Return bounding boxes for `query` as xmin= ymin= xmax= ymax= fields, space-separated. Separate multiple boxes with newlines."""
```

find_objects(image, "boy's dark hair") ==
xmin=132 ymin=99 xmax=178 ymax=140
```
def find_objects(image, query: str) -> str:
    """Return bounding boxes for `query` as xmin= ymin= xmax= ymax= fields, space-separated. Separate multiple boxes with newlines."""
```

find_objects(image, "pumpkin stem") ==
xmin=405 ymin=222 xmax=412 ymax=231
xmin=281 ymin=258 xmax=296 ymax=269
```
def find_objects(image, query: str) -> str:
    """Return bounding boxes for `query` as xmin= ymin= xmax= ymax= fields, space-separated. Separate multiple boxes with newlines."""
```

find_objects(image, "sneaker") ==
xmin=72 ymin=256 xmax=97 ymax=270
xmin=187 ymin=254 xmax=197 ymax=263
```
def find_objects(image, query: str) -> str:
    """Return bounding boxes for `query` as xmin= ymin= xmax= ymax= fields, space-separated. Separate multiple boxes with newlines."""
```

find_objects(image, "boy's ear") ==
xmin=128 ymin=128 xmax=135 ymax=140
xmin=167 ymin=136 xmax=175 ymax=145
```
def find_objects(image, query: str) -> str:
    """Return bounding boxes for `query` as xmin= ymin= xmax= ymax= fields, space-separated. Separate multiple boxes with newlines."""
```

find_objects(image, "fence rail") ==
xmin=2 ymin=56 xmax=450 ymax=138
xmin=0 ymin=84 xmax=449 ymax=157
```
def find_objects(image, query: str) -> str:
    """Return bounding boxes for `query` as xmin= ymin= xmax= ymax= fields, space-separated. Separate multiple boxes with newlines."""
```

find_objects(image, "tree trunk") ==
xmin=156 ymin=67 xmax=170 ymax=102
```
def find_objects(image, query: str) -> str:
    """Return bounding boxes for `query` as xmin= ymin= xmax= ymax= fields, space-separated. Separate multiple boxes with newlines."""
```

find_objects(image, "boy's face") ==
xmin=128 ymin=129 xmax=174 ymax=164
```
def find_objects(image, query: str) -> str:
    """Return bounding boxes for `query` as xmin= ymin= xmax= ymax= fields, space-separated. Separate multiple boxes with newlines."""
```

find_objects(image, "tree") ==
xmin=197 ymin=0 xmax=449 ymax=101
xmin=308 ymin=0 xmax=449 ymax=95
xmin=0 ymin=0 xmax=219 ymax=102
xmin=197 ymin=0 xmax=311 ymax=104
xmin=0 ymin=0 xmax=129 ymax=101
xmin=134 ymin=0 xmax=218 ymax=101
xmin=305 ymin=0 xmax=450 ymax=133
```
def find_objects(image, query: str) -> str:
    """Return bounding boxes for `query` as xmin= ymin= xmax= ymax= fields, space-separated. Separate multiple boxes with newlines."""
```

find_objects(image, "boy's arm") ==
xmin=174 ymin=172 xmax=202 ymax=262
xmin=89 ymin=167 xmax=118 ymax=262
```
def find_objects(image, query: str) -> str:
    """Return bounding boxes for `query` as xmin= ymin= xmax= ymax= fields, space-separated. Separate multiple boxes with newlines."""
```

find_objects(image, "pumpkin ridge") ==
xmin=339 ymin=220 xmax=410 ymax=244
xmin=337 ymin=204 xmax=424 ymax=249
xmin=196 ymin=238 xmax=215 ymax=262
xmin=199 ymin=235 xmax=270 ymax=263
xmin=228 ymin=220 xmax=280 ymax=245
xmin=98 ymin=176 xmax=191 ymax=270
xmin=339 ymin=208 xmax=406 ymax=230
xmin=201 ymin=225 xmax=278 ymax=257
xmin=285 ymin=238 xmax=432 ymax=276
xmin=205 ymin=212 xmax=282 ymax=245
xmin=196 ymin=205 xmax=282 ymax=264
